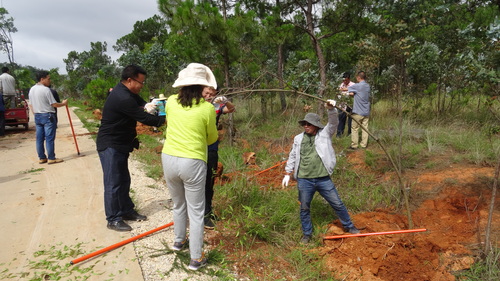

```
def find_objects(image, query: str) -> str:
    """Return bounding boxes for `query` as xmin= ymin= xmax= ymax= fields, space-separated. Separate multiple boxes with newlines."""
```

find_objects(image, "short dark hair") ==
xmin=121 ymin=65 xmax=147 ymax=81
xmin=342 ymin=72 xmax=351 ymax=79
xmin=2 ymin=67 xmax=9 ymax=73
xmin=357 ymin=71 xmax=366 ymax=80
xmin=36 ymin=70 xmax=50 ymax=82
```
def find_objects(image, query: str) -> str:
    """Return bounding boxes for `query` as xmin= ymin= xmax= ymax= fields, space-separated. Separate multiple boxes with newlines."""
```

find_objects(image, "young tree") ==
xmin=0 ymin=7 xmax=17 ymax=67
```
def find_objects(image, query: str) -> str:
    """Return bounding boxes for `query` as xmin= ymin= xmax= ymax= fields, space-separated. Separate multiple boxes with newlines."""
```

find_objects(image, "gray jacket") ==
xmin=285 ymin=108 xmax=339 ymax=179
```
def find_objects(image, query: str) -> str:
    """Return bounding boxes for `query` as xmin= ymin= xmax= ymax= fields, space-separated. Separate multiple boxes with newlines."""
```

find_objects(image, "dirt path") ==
xmin=0 ymin=108 xmax=144 ymax=280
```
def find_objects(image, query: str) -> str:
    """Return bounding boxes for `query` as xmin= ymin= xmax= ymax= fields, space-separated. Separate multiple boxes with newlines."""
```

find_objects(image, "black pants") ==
xmin=337 ymin=106 xmax=352 ymax=137
xmin=205 ymin=150 xmax=219 ymax=216
xmin=0 ymin=110 xmax=5 ymax=136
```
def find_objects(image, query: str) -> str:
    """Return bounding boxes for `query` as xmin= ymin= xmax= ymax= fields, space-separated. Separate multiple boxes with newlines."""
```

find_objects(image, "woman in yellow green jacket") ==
xmin=161 ymin=63 xmax=218 ymax=271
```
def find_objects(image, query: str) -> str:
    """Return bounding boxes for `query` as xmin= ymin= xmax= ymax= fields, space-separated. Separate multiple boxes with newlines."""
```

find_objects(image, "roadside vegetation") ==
xmin=1 ymin=0 xmax=498 ymax=279
xmin=70 ymin=92 xmax=499 ymax=280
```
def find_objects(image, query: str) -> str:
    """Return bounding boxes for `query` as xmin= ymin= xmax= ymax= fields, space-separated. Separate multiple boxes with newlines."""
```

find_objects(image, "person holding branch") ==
xmin=282 ymin=99 xmax=359 ymax=244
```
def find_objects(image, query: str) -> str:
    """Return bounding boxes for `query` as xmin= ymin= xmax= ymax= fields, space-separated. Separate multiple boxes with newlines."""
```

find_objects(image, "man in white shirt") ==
xmin=0 ymin=67 xmax=17 ymax=109
xmin=29 ymin=71 xmax=68 ymax=164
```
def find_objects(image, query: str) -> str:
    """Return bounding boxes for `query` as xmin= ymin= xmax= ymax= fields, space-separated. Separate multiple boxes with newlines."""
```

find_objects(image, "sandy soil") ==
xmin=0 ymin=108 xmax=216 ymax=281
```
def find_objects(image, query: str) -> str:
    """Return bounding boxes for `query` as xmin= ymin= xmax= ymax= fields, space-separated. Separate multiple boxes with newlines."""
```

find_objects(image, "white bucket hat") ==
xmin=172 ymin=63 xmax=217 ymax=89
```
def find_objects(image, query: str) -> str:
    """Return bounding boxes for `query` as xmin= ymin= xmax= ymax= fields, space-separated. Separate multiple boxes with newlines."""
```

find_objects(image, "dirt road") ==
xmin=0 ymin=108 xmax=144 ymax=280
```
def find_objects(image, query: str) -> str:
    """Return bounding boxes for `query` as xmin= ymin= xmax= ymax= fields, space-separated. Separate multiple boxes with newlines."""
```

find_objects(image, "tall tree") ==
xmin=0 ymin=7 xmax=17 ymax=67
xmin=284 ymin=0 xmax=368 ymax=113
xmin=113 ymin=15 xmax=169 ymax=53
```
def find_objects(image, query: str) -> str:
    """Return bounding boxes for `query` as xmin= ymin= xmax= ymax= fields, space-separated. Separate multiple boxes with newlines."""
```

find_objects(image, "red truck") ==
xmin=4 ymin=95 xmax=29 ymax=130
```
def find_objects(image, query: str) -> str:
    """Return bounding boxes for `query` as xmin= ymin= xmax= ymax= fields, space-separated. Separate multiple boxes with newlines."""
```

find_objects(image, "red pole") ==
xmin=65 ymin=104 xmax=80 ymax=155
xmin=323 ymin=228 xmax=427 ymax=240
xmin=254 ymin=160 xmax=287 ymax=176
xmin=70 ymin=222 xmax=174 ymax=265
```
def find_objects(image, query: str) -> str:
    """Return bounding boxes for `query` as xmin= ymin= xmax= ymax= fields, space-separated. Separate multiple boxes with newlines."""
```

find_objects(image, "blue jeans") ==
xmin=34 ymin=113 xmax=57 ymax=160
xmin=297 ymin=177 xmax=354 ymax=236
xmin=98 ymin=147 xmax=135 ymax=222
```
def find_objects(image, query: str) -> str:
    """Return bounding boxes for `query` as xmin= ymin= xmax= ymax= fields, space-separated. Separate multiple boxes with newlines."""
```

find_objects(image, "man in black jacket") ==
xmin=96 ymin=65 xmax=165 ymax=232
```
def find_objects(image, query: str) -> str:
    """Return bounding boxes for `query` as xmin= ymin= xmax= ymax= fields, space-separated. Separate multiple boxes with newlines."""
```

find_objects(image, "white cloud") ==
xmin=0 ymin=0 xmax=160 ymax=73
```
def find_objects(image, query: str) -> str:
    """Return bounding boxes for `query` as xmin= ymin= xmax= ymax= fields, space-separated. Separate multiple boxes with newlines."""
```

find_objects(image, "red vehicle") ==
xmin=4 ymin=95 xmax=29 ymax=130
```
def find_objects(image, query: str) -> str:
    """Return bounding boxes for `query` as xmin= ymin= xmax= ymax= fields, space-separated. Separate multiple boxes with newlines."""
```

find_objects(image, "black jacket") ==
xmin=96 ymin=82 xmax=165 ymax=153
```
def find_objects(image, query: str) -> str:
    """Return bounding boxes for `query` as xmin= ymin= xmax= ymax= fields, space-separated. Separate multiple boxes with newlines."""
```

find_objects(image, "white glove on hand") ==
xmin=145 ymin=102 xmax=157 ymax=114
xmin=326 ymin=99 xmax=336 ymax=107
xmin=282 ymin=175 xmax=290 ymax=188
xmin=213 ymin=96 xmax=228 ymax=104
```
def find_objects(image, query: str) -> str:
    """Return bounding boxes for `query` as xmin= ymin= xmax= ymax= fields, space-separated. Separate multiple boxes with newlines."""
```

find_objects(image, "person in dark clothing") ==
xmin=337 ymin=72 xmax=354 ymax=137
xmin=49 ymin=85 xmax=61 ymax=126
xmin=0 ymin=92 xmax=5 ymax=136
xmin=96 ymin=65 xmax=165 ymax=232
xmin=201 ymin=87 xmax=235 ymax=229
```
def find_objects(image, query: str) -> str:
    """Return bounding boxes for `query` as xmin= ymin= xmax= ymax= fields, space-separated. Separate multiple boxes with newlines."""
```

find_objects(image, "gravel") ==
xmin=127 ymin=155 xmax=223 ymax=280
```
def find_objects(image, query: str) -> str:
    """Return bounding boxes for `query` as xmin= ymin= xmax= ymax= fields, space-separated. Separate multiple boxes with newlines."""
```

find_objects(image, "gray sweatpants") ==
xmin=162 ymin=153 xmax=206 ymax=260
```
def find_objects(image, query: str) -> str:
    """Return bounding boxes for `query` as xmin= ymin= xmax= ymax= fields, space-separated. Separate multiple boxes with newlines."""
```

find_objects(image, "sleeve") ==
xmin=121 ymin=95 xmax=165 ymax=127
xmin=324 ymin=108 xmax=339 ymax=137
xmin=348 ymin=83 xmax=358 ymax=94
xmin=206 ymin=106 xmax=218 ymax=145
xmin=285 ymin=137 xmax=298 ymax=174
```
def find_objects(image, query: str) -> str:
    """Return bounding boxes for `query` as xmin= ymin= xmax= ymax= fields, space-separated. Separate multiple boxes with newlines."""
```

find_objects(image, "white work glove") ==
xmin=342 ymin=91 xmax=350 ymax=96
xmin=213 ymin=96 xmax=228 ymax=104
xmin=144 ymin=102 xmax=157 ymax=114
xmin=326 ymin=99 xmax=336 ymax=107
xmin=282 ymin=175 xmax=290 ymax=188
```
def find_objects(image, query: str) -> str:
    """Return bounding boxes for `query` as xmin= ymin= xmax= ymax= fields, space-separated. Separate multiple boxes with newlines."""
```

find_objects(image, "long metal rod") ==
xmin=70 ymin=222 xmax=174 ymax=265
xmin=65 ymin=104 xmax=80 ymax=155
xmin=323 ymin=228 xmax=427 ymax=240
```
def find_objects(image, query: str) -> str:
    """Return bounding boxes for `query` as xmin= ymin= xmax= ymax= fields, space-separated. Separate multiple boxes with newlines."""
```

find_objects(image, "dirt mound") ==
xmin=216 ymin=145 xmax=498 ymax=280
xmin=318 ymin=150 xmax=497 ymax=281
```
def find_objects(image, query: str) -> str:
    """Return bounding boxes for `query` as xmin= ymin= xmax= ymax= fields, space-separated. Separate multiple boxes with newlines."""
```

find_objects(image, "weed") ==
xmin=20 ymin=168 xmax=44 ymax=174
xmin=456 ymin=246 xmax=500 ymax=280
xmin=0 ymin=242 xmax=125 ymax=281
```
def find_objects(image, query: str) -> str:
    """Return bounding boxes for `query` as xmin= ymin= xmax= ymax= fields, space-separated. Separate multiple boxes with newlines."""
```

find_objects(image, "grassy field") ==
xmin=72 ymin=94 xmax=500 ymax=280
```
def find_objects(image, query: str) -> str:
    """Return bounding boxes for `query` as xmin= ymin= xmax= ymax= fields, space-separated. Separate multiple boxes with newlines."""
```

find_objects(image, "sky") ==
xmin=0 ymin=0 xmax=161 ymax=74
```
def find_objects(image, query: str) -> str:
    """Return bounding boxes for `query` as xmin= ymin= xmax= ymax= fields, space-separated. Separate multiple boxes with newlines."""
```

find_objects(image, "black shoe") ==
xmin=344 ymin=226 xmax=360 ymax=234
xmin=204 ymin=217 xmax=215 ymax=230
xmin=348 ymin=146 xmax=358 ymax=150
xmin=122 ymin=210 xmax=147 ymax=221
xmin=107 ymin=220 xmax=132 ymax=232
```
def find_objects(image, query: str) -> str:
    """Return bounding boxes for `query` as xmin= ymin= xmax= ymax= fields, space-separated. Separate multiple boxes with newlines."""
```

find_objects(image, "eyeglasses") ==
xmin=302 ymin=122 xmax=313 ymax=127
xmin=131 ymin=77 xmax=146 ymax=85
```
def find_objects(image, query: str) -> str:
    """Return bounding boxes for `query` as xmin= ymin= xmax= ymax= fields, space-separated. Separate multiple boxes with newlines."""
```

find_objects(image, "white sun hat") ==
xmin=172 ymin=63 xmax=217 ymax=89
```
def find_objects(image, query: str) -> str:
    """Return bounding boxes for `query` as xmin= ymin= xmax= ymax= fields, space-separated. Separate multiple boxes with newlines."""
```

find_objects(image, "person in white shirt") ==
xmin=0 ymin=67 xmax=17 ymax=109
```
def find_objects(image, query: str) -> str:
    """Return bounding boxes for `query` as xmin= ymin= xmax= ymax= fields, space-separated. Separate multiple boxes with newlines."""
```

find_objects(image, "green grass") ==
xmin=457 ymin=247 xmax=500 ymax=280
xmin=68 ymin=93 xmax=500 ymax=280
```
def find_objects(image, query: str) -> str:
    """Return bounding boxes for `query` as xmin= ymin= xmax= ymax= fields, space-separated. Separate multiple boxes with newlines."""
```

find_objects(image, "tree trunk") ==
xmin=278 ymin=43 xmax=286 ymax=112
xmin=484 ymin=155 xmax=500 ymax=254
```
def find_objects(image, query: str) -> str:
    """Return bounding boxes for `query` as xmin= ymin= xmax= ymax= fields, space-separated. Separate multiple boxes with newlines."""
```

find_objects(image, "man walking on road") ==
xmin=282 ymin=100 xmax=359 ymax=244
xmin=28 ymin=71 xmax=68 ymax=164
xmin=96 ymin=65 xmax=165 ymax=232
xmin=347 ymin=71 xmax=371 ymax=149
xmin=0 ymin=67 xmax=17 ymax=109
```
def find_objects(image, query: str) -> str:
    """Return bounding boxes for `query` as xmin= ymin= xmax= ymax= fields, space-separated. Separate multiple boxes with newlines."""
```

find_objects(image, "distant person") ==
xmin=162 ymin=63 xmax=218 ymax=271
xmin=347 ymin=71 xmax=371 ymax=149
xmin=337 ymin=72 xmax=354 ymax=138
xmin=155 ymin=94 xmax=167 ymax=117
xmin=96 ymin=65 xmax=165 ymax=232
xmin=49 ymin=84 xmax=61 ymax=126
xmin=0 ymin=67 xmax=17 ymax=109
xmin=282 ymin=100 xmax=359 ymax=244
xmin=28 ymin=71 xmax=68 ymax=164
xmin=201 ymin=86 xmax=235 ymax=229
xmin=0 ymin=92 xmax=5 ymax=136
